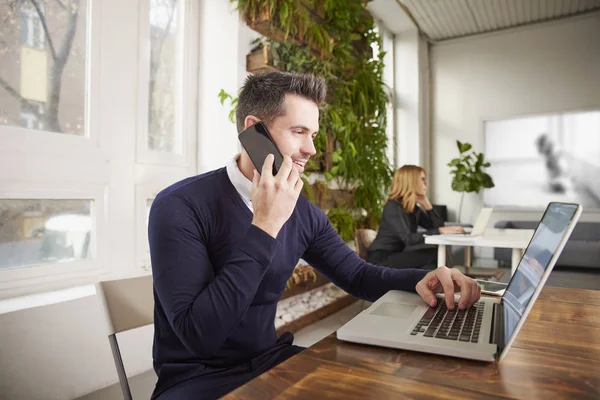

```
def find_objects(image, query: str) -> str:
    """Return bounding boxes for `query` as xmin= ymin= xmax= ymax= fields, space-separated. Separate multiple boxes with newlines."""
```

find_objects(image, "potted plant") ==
xmin=448 ymin=140 xmax=495 ymax=222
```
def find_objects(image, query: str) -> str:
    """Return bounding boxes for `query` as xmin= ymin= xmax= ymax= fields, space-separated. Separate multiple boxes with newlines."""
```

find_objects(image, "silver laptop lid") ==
xmin=498 ymin=202 xmax=582 ymax=360
xmin=471 ymin=208 xmax=493 ymax=235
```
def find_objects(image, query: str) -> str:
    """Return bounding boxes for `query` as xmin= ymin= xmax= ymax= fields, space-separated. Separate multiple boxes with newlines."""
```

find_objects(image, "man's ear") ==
xmin=244 ymin=115 xmax=260 ymax=130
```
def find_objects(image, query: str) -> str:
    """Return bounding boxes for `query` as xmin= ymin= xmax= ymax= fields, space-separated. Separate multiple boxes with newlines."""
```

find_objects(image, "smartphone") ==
xmin=474 ymin=279 xmax=508 ymax=296
xmin=238 ymin=122 xmax=284 ymax=176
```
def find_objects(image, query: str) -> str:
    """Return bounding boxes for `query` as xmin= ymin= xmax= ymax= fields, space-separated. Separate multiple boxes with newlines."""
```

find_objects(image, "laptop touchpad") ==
xmin=370 ymin=302 xmax=416 ymax=318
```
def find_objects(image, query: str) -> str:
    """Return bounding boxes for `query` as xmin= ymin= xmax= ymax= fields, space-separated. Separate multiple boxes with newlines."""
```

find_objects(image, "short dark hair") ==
xmin=235 ymin=71 xmax=327 ymax=132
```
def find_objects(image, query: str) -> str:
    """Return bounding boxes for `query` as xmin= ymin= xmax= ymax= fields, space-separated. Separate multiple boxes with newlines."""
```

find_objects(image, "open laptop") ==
xmin=443 ymin=207 xmax=493 ymax=238
xmin=337 ymin=202 xmax=582 ymax=362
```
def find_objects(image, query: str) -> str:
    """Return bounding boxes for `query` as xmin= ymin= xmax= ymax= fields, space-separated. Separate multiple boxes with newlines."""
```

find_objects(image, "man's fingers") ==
xmin=288 ymin=163 xmax=300 ymax=184
xmin=294 ymin=175 xmax=304 ymax=195
xmin=438 ymin=268 xmax=456 ymax=309
xmin=417 ymin=283 xmax=437 ymax=308
xmin=251 ymin=169 xmax=259 ymax=192
xmin=261 ymin=154 xmax=275 ymax=178
xmin=455 ymin=274 xmax=471 ymax=310
xmin=452 ymin=269 xmax=481 ymax=309
xmin=277 ymin=155 xmax=293 ymax=181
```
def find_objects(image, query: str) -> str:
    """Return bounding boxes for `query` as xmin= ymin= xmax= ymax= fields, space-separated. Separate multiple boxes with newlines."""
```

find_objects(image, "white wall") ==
xmin=0 ymin=292 xmax=154 ymax=400
xmin=430 ymin=12 xmax=600 ymax=228
xmin=0 ymin=2 xmax=254 ymax=399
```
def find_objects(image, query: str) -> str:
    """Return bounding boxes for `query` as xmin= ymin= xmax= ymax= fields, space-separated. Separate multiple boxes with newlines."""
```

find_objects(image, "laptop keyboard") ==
xmin=410 ymin=301 xmax=484 ymax=343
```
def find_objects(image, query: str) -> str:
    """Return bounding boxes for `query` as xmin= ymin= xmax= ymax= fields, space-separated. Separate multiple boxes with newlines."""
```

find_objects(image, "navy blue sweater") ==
xmin=148 ymin=167 xmax=428 ymax=397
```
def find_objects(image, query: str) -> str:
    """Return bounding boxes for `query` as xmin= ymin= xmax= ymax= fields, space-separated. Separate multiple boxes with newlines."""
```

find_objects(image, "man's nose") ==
xmin=302 ymin=136 xmax=317 ymax=157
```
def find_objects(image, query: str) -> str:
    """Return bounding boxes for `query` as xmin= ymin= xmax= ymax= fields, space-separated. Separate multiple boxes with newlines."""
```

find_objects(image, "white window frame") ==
xmin=135 ymin=0 xmax=199 ymax=271
xmin=0 ymin=183 xmax=108 ymax=299
xmin=1 ymin=0 xmax=102 ymax=155
xmin=0 ymin=0 xmax=104 ymax=298
xmin=0 ymin=0 xmax=200 ymax=299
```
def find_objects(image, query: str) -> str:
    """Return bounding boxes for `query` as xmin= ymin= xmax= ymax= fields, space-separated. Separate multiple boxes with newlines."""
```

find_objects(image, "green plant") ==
xmin=234 ymin=0 xmax=334 ymax=55
xmin=326 ymin=207 xmax=356 ymax=243
xmin=227 ymin=0 xmax=393 ymax=233
xmin=448 ymin=140 xmax=495 ymax=222
xmin=218 ymin=89 xmax=238 ymax=124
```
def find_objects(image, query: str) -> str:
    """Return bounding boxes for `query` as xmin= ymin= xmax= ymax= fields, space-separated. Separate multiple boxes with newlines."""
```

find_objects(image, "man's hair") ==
xmin=236 ymin=71 xmax=327 ymax=132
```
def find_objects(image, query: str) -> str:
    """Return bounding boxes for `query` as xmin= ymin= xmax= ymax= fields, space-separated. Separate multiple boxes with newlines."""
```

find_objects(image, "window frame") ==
xmin=0 ymin=0 xmax=200 ymax=299
xmin=0 ymin=183 xmax=108 ymax=299
xmin=136 ymin=0 xmax=196 ymax=167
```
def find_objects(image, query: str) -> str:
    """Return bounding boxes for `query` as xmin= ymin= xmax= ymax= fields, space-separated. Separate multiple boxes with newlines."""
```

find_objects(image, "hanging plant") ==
xmin=228 ymin=0 xmax=393 ymax=232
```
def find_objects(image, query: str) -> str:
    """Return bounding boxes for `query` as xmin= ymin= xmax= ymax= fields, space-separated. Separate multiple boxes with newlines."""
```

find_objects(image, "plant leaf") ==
xmin=218 ymin=89 xmax=230 ymax=105
xmin=459 ymin=142 xmax=472 ymax=153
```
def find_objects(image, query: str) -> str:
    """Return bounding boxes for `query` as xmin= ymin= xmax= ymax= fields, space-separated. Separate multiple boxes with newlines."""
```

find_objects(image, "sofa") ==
xmin=493 ymin=220 xmax=600 ymax=269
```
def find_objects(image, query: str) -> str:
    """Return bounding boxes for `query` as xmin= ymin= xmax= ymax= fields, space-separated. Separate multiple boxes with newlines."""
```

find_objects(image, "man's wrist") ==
xmin=252 ymin=219 xmax=280 ymax=239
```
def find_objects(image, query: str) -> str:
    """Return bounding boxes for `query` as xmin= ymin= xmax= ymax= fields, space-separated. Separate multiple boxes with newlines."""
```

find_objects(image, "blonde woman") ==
xmin=367 ymin=165 xmax=464 ymax=269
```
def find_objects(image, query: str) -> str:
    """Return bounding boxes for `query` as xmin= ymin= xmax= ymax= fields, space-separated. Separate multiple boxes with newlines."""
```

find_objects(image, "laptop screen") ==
xmin=502 ymin=203 xmax=579 ymax=344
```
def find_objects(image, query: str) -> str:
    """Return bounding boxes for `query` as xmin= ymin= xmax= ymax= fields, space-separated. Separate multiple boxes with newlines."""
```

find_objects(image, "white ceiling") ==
xmin=367 ymin=0 xmax=418 ymax=34
xmin=394 ymin=0 xmax=600 ymax=41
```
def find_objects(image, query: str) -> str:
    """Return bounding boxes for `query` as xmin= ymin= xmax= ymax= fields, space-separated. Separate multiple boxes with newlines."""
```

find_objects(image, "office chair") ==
xmin=354 ymin=228 xmax=377 ymax=260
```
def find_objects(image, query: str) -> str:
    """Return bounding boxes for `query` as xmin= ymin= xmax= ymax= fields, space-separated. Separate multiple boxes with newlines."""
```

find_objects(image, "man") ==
xmin=149 ymin=71 xmax=481 ymax=399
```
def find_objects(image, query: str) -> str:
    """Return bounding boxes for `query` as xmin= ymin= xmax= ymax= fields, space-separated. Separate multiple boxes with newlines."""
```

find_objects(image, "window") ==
xmin=148 ymin=0 xmax=183 ymax=154
xmin=0 ymin=0 xmax=200 ymax=299
xmin=377 ymin=22 xmax=396 ymax=167
xmin=1 ymin=0 xmax=86 ymax=136
xmin=0 ymin=199 xmax=92 ymax=270
xmin=137 ymin=0 xmax=196 ymax=164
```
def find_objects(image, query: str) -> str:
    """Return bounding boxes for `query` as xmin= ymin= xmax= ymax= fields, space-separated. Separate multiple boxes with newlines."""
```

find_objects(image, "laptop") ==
xmin=443 ymin=207 xmax=493 ymax=238
xmin=337 ymin=202 xmax=582 ymax=362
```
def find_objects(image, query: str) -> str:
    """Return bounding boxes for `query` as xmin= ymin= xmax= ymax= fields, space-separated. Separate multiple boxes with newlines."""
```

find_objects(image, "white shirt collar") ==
xmin=226 ymin=154 xmax=253 ymax=212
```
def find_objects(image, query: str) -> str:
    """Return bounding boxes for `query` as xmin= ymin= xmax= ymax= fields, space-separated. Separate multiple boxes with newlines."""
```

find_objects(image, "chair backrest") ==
xmin=354 ymin=228 xmax=377 ymax=260
xmin=96 ymin=275 xmax=154 ymax=335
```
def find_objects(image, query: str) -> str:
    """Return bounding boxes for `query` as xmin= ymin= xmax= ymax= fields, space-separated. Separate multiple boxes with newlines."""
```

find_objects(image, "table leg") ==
xmin=437 ymin=245 xmax=446 ymax=268
xmin=464 ymin=246 xmax=472 ymax=268
xmin=511 ymin=248 xmax=524 ymax=275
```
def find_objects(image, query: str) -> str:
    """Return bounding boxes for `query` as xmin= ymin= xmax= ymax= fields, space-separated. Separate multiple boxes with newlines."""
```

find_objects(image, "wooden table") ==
xmin=225 ymin=286 xmax=600 ymax=399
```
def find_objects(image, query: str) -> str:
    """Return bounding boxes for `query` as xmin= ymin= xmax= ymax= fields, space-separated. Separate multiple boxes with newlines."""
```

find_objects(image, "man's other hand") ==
xmin=415 ymin=266 xmax=481 ymax=310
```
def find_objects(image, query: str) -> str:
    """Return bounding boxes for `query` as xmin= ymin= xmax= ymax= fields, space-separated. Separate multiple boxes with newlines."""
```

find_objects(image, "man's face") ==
xmin=260 ymin=94 xmax=319 ymax=174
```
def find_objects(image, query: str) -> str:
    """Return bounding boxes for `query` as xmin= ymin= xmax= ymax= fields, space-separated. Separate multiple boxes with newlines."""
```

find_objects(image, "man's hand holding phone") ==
xmin=251 ymin=154 xmax=304 ymax=239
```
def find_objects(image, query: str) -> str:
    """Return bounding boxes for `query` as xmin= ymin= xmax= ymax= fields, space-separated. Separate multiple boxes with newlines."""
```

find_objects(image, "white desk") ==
xmin=424 ymin=228 xmax=534 ymax=275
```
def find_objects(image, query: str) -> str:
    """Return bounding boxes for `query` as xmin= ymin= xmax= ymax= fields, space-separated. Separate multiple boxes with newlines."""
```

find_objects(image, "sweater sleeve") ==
xmin=418 ymin=208 xmax=445 ymax=236
xmin=301 ymin=206 xmax=428 ymax=302
xmin=386 ymin=201 xmax=427 ymax=247
xmin=149 ymin=195 xmax=279 ymax=358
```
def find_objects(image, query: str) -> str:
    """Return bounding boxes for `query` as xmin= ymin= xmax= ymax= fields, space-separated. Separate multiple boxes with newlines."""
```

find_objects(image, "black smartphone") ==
xmin=238 ymin=121 xmax=284 ymax=176
xmin=474 ymin=279 xmax=507 ymax=296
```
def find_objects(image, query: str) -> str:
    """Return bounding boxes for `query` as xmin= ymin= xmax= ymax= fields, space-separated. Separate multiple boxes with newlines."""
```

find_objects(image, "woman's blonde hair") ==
xmin=387 ymin=165 xmax=426 ymax=213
